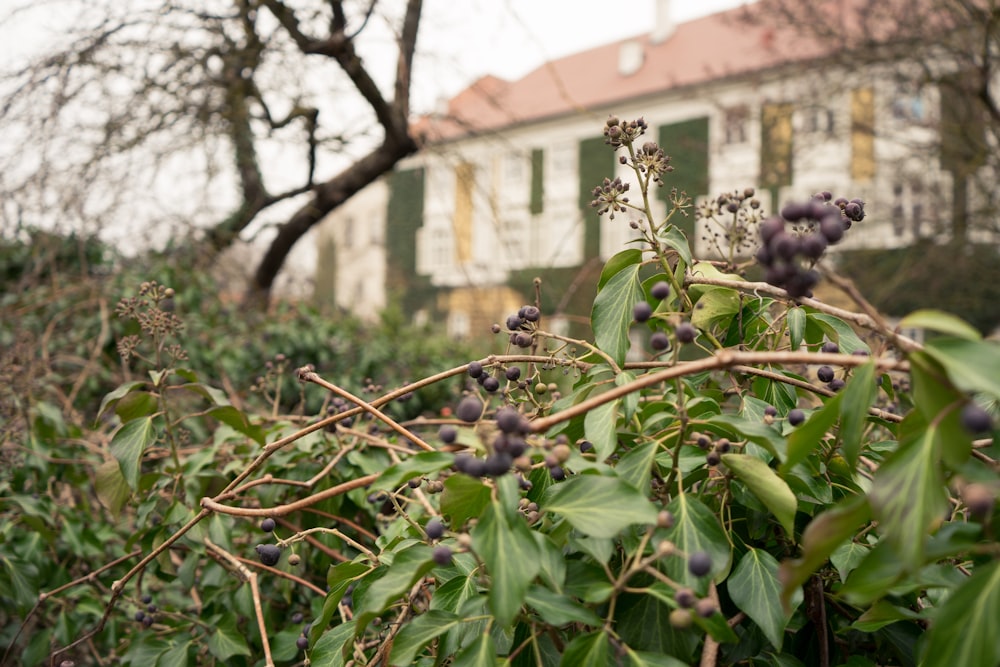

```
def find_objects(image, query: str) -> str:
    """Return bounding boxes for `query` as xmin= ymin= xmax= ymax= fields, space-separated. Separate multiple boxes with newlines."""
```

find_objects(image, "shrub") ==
xmin=2 ymin=117 xmax=998 ymax=667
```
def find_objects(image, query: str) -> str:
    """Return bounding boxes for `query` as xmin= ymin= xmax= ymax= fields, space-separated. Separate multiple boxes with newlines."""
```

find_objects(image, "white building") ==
xmin=315 ymin=0 xmax=982 ymax=336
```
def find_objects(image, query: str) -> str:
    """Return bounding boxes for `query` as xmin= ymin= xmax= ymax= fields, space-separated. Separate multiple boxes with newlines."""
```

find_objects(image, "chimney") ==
xmin=651 ymin=0 xmax=675 ymax=44
xmin=618 ymin=39 xmax=645 ymax=76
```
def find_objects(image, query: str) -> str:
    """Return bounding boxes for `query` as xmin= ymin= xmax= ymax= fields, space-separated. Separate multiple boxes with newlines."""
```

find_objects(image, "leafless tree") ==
xmin=0 ymin=0 xmax=422 ymax=306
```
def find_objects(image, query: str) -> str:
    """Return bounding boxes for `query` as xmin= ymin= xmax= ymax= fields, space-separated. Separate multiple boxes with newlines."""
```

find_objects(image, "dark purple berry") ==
xmin=141 ymin=594 xmax=152 ymax=604
xmin=496 ymin=407 xmax=525 ymax=434
xmin=255 ymin=544 xmax=282 ymax=566
xmin=650 ymin=332 xmax=670 ymax=351
xmin=432 ymin=545 xmax=453 ymax=566
xmin=821 ymin=341 xmax=839 ymax=353
xmin=788 ymin=409 xmax=805 ymax=426
xmin=439 ymin=425 xmax=458 ymax=444
xmin=759 ymin=216 xmax=785 ymax=244
xmin=425 ymin=518 xmax=445 ymax=540
xmin=800 ymin=233 xmax=828 ymax=259
xmin=817 ymin=366 xmax=835 ymax=383
xmin=296 ymin=636 xmax=310 ymax=650
xmin=651 ymin=281 xmax=671 ymax=300
xmin=819 ymin=215 xmax=845 ymax=243
xmin=522 ymin=306 xmax=541 ymax=322
xmin=456 ymin=396 xmax=483 ymax=423
xmin=483 ymin=376 xmax=500 ymax=393
xmin=484 ymin=453 xmax=513 ymax=476
xmin=291 ymin=612 xmax=304 ymax=624
xmin=261 ymin=518 xmax=276 ymax=533
xmin=505 ymin=366 xmax=521 ymax=381
xmin=688 ymin=551 xmax=712 ymax=577
xmin=579 ymin=440 xmax=594 ymax=452
xmin=780 ymin=202 xmax=810 ymax=222
xmin=142 ymin=615 xmax=153 ymax=628
xmin=467 ymin=361 xmax=483 ymax=379
xmin=134 ymin=610 xmax=145 ymax=622
xmin=764 ymin=404 xmax=777 ymax=417
xmin=675 ymin=588 xmax=696 ymax=609
xmin=961 ymin=403 xmax=993 ymax=434
xmin=828 ymin=378 xmax=845 ymax=391
xmin=706 ymin=451 xmax=721 ymax=466
xmin=506 ymin=314 xmax=525 ymax=330
xmin=549 ymin=465 xmax=566 ymax=481
xmin=676 ymin=323 xmax=697 ymax=344
xmin=770 ymin=233 xmax=799 ymax=261
xmin=633 ymin=301 xmax=653 ymax=323
xmin=695 ymin=598 xmax=717 ymax=618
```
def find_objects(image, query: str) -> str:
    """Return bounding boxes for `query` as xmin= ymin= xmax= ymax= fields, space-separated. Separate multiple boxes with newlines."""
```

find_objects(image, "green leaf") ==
xmin=691 ymin=287 xmax=742 ymax=332
xmin=839 ymin=540 xmax=903 ymax=605
xmin=868 ymin=424 xmax=948 ymax=570
xmin=829 ymin=540 xmax=869 ymax=583
xmin=707 ymin=414 xmax=784 ymax=460
xmin=787 ymin=307 xmax=805 ymax=351
xmin=559 ymin=631 xmax=613 ymax=667
xmin=471 ymin=498 xmax=541 ymax=626
xmin=178 ymin=381 xmax=231 ymax=406
xmin=113 ymin=391 xmax=159 ymax=423
xmin=781 ymin=395 xmax=841 ymax=473
xmin=721 ymin=454 xmax=796 ymax=537
xmin=923 ymin=337 xmax=1000 ymax=398
xmin=584 ymin=399 xmax=620 ymax=462
xmin=591 ymin=262 xmax=643 ymax=366
xmin=615 ymin=440 xmax=659 ymax=492
xmin=157 ymin=640 xmax=190 ymax=667
xmin=728 ymin=548 xmax=795 ymax=650
xmin=206 ymin=617 xmax=251 ymax=661
xmin=908 ymin=353 xmax=972 ymax=468
xmin=616 ymin=370 xmax=639 ymax=421
xmin=95 ymin=458 xmax=131 ymax=518
xmin=525 ymin=585 xmax=602 ymax=627
xmin=899 ymin=309 xmax=981 ymax=340
xmin=849 ymin=600 xmax=920 ymax=633
xmin=451 ymin=632 xmax=498 ymax=667
xmin=662 ymin=494 xmax=731 ymax=592
xmin=441 ymin=474 xmax=492 ymax=529
xmin=598 ymin=248 xmax=643 ymax=289
xmin=541 ymin=475 xmax=658 ymax=539
xmin=207 ymin=406 xmax=265 ymax=445
xmin=778 ymin=494 xmax=870 ymax=610
xmin=808 ymin=313 xmax=869 ymax=354
xmin=310 ymin=621 xmax=357 ymax=667
xmin=624 ymin=647 xmax=690 ymax=667
xmin=659 ymin=226 xmax=693 ymax=267
xmin=838 ymin=361 xmax=876 ymax=468
xmin=921 ymin=561 xmax=1000 ymax=667
xmin=96 ymin=380 xmax=147 ymax=423
xmin=354 ymin=546 xmax=435 ymax=631
xmin=109 ymin=416 xmax=156 ymax=490
xmin=374 ymin=451 xmax=455 ymax=492
xmin=389 ymin=610 xmax=462 ymax=666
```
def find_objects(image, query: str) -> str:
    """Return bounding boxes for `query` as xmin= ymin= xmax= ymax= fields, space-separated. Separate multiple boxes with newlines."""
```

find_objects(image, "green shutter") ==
xmin=386 ymin=167 xmax=436 ymax=315
xmin=578 ymin=136 xmax=614 ymax=260
xmin=530 ymin=148 xmax=544 ymax=214
xmin=658 ymin=117 xmax=710 ymax=235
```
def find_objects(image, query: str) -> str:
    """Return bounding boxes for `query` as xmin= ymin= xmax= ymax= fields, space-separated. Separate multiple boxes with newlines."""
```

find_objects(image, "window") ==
xmin=891 ymin=183 xmax=905 ymax=236
xmin=802 ymin=107 xmax=835 ymax=135
xmin=549 ymin=144 xmax=576 ymax=174
xmin=891 ymin=82 xmax=927 ymax=122
xmin=342 ymin=217 xmax=354 ymax=249
xmin=503 ymin=151 xmax=526 ymax=185
xmin=500 ymin=216 xmax=530 ymax=267
xmin=724 ymin=106 xmax=749 ymax=145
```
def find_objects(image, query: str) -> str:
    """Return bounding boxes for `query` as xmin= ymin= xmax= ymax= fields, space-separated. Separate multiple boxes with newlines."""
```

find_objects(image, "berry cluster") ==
xmin=755 ymin=192 xmax=866 ymax=298
xmin=603 ymin=115 xmax=648 ymax=149
xmin=590 ymin=176 xmax=630 ymax=220
xmin=697 ymin=188 xmax=765 ymax=265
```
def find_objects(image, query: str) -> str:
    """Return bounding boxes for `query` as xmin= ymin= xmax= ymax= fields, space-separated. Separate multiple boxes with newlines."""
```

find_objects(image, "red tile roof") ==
xmin=413 ymin=1 xmax=829 ymax=143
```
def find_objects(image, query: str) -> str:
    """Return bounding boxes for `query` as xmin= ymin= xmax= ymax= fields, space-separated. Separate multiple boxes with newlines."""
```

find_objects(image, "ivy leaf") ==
xmin=591 ymin=262 xmax=643 ymax=367
xmin=779 ymin=495 xmax=870 ymax=610
xmin=781 ymin=395 xmax=841 ymax=473
xmin=96 ymin=380 xmax=147 ymax=424
xmin=868 ymin=422 xmax=948 ymax=570
xmin=109 ymin=416 xmax=157 ymax=490
xmin=471 ymin=497 xmax=540 ymax=626
xmin=728 ymin=548 xmax=797 ymax=650
xmin=95 ymin=458 xmax=131 ymax=518
xmin=206 ymin=617 xmax=251 ymax=661
xmin=909 ymin=353 xmax=971 ymax=468
xmin=721 ymin=454 xmax=796 ymax=537
xmin=837 ymin=361 xmax=876 ymax=468
xmin=920 ymin=561 xmax=1000 ymax=667
xmin=662 ymin=494 xmax=731 ymax=592
xmin=624 ymin=647 xmax=690 ymax=667
xmin=526 ymin=585 xmax=602 ymax=627
xmin=690 ymin=287 xmax=741 ymax=333
xmin=373 ymin=451 xmax=455 ymax=492
xmin=451 ymin=632 xmax=498 ymax=667
xmin=309 ymin=621 xmax=356 ymax=667
xmin=923 ymin=336 xmax=1000 ymax=399
xmin=615 ymin=440 xmax=659 ymax=492
xmin=541 ymin=475 xmax=658 ymax=539
xmin=353 ymin=546 xmax=435 ymax=632
xmin=787 ymin=307 xmax=806 ymax=351
xmin=808 ymin=313 xmax=869 ymax=354
xmin=207 ymin=406 xmax=265 ymax=445
xmin=559 ymin=631 xmax=613 ymax=667
xmin=389 ymin=610 xmax=461 ymax=666
xmin=707 ymin=413 xmax=784 ymax=460
xmin=584 ymin=399 xmax=620 ymax=462
xmin=441 ymin=474 xmax=492 ymax=529
xmin=899 ymin=309 xmax=981 ymax=341
xmin=597 ymin=248 xmax=643 ymax=288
